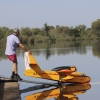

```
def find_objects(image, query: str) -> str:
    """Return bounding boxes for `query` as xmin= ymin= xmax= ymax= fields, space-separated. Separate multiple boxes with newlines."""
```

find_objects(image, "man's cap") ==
xmin=14 ymin=28 xmax=19 ymax=33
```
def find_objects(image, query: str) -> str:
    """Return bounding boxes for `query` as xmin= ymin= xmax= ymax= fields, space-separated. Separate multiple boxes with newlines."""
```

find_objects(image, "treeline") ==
xmin=0 ymin=19 xmax=100 ymax=45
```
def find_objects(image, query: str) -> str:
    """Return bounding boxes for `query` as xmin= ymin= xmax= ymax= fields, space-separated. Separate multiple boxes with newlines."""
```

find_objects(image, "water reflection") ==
xmin=21 ymin=83 xmax=91 ymax=100
xmin=0 ymin=40 xmax=100 ymax=60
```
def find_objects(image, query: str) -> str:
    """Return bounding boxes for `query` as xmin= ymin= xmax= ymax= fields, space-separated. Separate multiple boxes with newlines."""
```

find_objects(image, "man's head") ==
xmin=14 ymin=28 xmax=20 ymax=36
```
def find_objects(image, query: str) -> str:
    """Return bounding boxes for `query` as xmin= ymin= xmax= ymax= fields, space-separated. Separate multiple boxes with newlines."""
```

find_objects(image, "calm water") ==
xmin=0 ymin=41 xmax=100 ymax=100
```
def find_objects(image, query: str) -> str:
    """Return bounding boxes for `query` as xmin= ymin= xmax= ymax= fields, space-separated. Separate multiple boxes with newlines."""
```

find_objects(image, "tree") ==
xmin=91 ymin=19 xmax=100 ymax=36
xmin=69 ymin=28 xmax=80 ymax=37
xmin=75 ymin=25 xmax=86 ymax=37
xmin=42 ymin=23 xmax=50 ymax=36
xmin=75 ymin=25 xmax=86 ymax=31
xmin=31 ymin=28 xmax=41 ymax=35
xmin=20 ymin=27 xmax=32 ymax=37
xmin=4 ymin=29 xmax=13 ymax=37
xmin=0 ymin=27 xmax=9 ymax=40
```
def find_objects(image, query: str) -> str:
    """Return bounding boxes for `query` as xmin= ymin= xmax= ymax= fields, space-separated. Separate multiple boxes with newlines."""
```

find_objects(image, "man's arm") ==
xmin=18 ymin=43 xmax=32 ymax=54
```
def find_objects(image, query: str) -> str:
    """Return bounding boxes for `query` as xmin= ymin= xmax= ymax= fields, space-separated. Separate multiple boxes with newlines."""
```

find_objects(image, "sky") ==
xmin=0 ymin=0 xmax=100 ymax=29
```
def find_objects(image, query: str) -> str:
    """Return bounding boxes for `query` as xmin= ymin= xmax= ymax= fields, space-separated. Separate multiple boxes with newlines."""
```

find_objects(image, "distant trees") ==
xmin=91 ymin=19 xmax=100 ymax=36
xmin=20 ymin=27 xmax=32 ymax=37
xmin=1 ymin=19 xmax=100 ymax=44
xmin=0 ymin=27 xmax=9 ymax=40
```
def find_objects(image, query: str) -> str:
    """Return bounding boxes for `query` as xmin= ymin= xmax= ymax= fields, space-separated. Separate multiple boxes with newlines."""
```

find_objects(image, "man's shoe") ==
xmin=10 ymin=75 xmax=15 ymax=80
xmin=14 ymin=75 xmax=23 ymax=80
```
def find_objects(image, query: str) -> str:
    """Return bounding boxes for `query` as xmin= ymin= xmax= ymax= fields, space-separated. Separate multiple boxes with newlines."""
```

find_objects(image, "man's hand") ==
xmin=27 ymin=50 xmax=32 ymax=55
xmin=18 ymin=43 xmax=32 ymax=54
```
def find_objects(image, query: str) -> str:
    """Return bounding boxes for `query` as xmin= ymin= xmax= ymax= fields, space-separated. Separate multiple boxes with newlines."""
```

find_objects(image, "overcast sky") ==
xmin=0 ymin=0 xmax=100 ymax=29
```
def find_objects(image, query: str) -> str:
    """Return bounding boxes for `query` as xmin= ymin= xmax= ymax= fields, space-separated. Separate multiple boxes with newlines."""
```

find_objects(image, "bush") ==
xmin=64 ymin=37 xmax=76 ymax=41
xmin=29 ymin=36 xmax=34 ymax=44
xmin=91 ymin=35 xmax=99 ymax=40
xmin=81 ymin=36 xmax=90 ymax=40
xmin=76 ymin=37 xmax=81 ymax=41
xmin=19 ymin=36 xmax=28 ymax=43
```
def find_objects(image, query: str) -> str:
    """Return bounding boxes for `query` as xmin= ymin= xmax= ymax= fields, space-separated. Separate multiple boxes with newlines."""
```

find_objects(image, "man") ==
xmin=5 ymin=28 xmax=32 ymax=80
